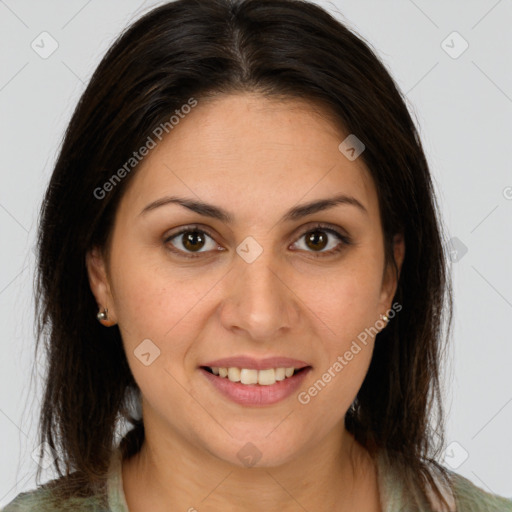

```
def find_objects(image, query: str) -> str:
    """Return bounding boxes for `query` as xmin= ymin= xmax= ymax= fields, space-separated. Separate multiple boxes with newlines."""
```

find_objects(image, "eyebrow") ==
xmin=139 ymin=193 xmax=368 ymax=223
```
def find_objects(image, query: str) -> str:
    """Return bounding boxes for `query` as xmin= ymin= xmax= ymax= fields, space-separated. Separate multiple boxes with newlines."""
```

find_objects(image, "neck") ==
xmin=121 ymin=421 xmax=381 ymax=512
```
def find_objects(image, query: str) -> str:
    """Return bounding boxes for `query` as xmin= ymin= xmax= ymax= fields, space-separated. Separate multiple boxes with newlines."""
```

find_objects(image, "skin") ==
xmin=87 ymin=93 xmax=405 ymax=512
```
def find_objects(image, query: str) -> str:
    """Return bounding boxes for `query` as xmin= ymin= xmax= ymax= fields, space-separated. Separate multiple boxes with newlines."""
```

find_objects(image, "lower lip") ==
xmin=200 ymin=367 xmax=311 ymax=406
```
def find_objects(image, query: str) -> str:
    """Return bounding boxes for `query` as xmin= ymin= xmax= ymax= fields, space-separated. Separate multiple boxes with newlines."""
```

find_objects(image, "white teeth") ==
xmin=240 ymin=369 xmax=258 ymax=385
xmin=285 ymin=367 xmax=295 ymax=378
xmin=227 ymin=367 xmax=241 ymax=382
xmin=275 ymin=368 xmax=286 ymax=381
xmin=209 ymin=366 xmax=302 ymax=385
xmin=258 ymin=369 xmax=275 ymax=386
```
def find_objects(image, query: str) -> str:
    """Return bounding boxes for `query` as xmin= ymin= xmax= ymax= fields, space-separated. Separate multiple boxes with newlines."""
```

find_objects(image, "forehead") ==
xmin=119 ymin=93 xmax=379 ymax=225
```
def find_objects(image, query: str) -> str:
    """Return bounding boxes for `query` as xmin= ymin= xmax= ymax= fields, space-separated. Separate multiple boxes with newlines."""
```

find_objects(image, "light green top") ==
xmin=3 ymin=447 xmax=512 ymax=511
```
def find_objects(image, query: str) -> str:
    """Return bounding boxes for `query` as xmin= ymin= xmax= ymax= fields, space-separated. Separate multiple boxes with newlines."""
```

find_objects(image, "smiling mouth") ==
xmin=201 ymin=366 xmax=309 ymax=386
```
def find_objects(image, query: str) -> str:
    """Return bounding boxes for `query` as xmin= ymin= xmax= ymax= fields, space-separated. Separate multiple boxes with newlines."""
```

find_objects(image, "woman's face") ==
xmin=87 ymin=93 xmax=403 ymax=467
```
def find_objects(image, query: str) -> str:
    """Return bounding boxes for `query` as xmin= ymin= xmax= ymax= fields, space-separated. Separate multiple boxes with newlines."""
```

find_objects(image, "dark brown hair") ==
xmin=33 ymin=0 xmax=453 ymax=508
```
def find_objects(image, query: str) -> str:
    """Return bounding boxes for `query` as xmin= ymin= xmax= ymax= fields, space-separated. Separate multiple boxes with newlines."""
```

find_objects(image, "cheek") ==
xmin=293 ymin=249 xmax=384 ymax=394
xmin=298 ymin=253 xmax=384 ymax=339
xmin=108 ymin=254 xmax=208 ymax=399
xmin=110 ymin=242 xmax=205 ymax=340
xmin=295 ymin=272 xmax=381 ymax=419
xmin=109 ymin=254 xmax=203 ymax=417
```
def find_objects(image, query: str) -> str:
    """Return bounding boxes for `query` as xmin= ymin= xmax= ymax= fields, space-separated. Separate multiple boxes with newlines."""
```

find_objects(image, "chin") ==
xmin=206 ymin=430 xmax=305 ymax=469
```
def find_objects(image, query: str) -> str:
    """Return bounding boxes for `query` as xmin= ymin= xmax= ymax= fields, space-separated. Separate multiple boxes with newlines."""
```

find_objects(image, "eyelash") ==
xmin=163 ymin=223 xmax=351 ymax=260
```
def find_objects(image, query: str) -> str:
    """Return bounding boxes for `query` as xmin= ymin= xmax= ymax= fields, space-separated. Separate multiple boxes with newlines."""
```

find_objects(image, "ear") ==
xmin=379 ymin=233 xmax=405 ymax=311
xmin=85 ymin=246 xmax=118 ymax=325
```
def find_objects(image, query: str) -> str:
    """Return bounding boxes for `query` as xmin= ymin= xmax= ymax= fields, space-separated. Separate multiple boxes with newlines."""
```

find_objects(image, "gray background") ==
xmin=1 ymin=0 xmax=511 ymax=506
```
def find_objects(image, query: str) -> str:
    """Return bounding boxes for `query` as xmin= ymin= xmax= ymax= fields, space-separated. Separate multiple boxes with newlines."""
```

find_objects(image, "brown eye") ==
xmin=292 ymin=224 xmax=351 ymax=257
xmin=304 ymin=230 xmax=329 ymax=251
xmin=181 ymin=231 xmax=206 ymax=252
xmin=165 ymin=227 xmax=219 ymax=258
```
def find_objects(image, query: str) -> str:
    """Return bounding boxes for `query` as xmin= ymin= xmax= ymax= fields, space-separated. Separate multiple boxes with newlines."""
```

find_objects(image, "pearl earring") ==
xmin=97 ymin=307 xmax=109 ymax=322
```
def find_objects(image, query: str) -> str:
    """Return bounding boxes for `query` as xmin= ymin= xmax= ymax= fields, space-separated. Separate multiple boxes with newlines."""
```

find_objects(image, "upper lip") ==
xmin=201 ymin=356 xmax=311 ymax=371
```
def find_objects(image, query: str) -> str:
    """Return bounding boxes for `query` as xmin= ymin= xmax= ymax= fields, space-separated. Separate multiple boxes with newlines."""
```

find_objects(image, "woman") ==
xmin=4 ymin=0 xmax=511 ymax=511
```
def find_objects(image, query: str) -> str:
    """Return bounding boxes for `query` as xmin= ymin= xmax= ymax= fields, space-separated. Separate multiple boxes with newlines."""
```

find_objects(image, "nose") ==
xmin=218 ymin=250 xmax=300 ymax=342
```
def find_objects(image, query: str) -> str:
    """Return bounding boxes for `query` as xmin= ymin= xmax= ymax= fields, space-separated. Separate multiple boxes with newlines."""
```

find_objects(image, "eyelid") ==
xmin=291 ymin=222 xmax=351 ymax=243
xmin=164 ymin=223 xmax=216 ymax=242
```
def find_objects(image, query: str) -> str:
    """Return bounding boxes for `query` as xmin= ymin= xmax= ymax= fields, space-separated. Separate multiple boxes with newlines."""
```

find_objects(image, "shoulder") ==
xmin=1 ymin=488 xmax=53 ymax=512
xmin=375 ymin=449 xmax=512 ymax=512
xmin=449 ymin=471 xmax=512 ymax=512
xmin=1 ymin=485 xmax=109 ymax=512
xmin=2 ymin=447 xmax=125 ymax=512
